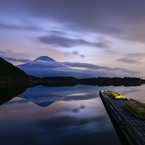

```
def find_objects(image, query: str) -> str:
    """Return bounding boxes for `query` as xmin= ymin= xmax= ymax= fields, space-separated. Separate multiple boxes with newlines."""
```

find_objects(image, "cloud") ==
xmin=117 ymin=53 xmax=145 ymax=64
xmin=63 ymin=62 xmax=138 ymax=76
xmin=67 ymin=51 xmax=85 ymax=58
xmin=0 ymin=23 xmax=41 ymax=31
xmin=35 ymin=116 xmax=103 ymax=129
xmin=1 ymin=0 xmax=145 ymax=43
xmin=22 ymin=0 xmax=145 ymax=43
xmin=32 ymin=114 xmax=114 ymax=145
xmin=1 ymin=56 xmax=31 ymax=63
xmin=37 ymin=35 xmax=83 ymax=47
xmin=48 ymin=30 xmax=67 ymax=36
xmin=37 ymin=34 xmax=110 ymax=48
xmin=63 ymin=62 xmax=117 ymax=70
xmin=0 ymin=50 xmax=33 ymax=64
xmin=117 ymin=58 xmax=141 ymax=65
xmin=127 ymin=53 xmax=145 ymax=59
xmin=0 ymin=50 xmax=7 ymax=55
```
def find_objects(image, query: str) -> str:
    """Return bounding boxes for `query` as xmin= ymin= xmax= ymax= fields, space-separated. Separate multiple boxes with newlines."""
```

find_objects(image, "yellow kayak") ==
xmin=100 ymin=90 xmax=126 ymax=99
xmin=110 ymin=91 xmax=126 ymax=99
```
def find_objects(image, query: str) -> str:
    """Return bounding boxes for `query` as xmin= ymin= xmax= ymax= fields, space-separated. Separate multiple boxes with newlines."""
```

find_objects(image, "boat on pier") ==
xmin=99 ymin=90 xmax=145 ymax=145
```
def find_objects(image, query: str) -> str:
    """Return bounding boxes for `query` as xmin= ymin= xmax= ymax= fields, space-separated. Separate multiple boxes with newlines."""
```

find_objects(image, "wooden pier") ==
xmin=99 ymin=90 xmax=145 ymax=145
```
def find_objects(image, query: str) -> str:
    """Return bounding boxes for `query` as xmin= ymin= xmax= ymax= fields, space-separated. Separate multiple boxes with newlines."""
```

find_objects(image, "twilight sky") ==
xmin=0 ymin=0 xmax=145 ymax=77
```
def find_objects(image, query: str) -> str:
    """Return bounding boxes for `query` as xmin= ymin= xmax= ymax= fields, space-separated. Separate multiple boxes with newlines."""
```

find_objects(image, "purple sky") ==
xmin=0 ymin=0 xmax=145 ymax=77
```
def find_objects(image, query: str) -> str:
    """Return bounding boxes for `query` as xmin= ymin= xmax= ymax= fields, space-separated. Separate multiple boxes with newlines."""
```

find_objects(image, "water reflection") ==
xmin=2 ymin=85 xmax=145 ymax=145
xmin=0 ymin=87 xmax=26 ymax=105
xmin=19 ymin=85 xmax=103 ymax=107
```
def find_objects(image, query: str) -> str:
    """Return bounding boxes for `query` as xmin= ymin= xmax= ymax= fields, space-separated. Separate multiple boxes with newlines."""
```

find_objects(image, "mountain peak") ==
xmin=35 ymin=56 xmax=55 ymax=62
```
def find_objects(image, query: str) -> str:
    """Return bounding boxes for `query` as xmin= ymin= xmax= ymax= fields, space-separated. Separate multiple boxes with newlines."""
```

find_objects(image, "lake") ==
xmin=0 ymin=85 xmax=145 ymax=145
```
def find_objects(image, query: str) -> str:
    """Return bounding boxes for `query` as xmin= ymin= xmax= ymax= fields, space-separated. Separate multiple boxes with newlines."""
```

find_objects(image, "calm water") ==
xmin=0 ymin=85 xmax=145 ymax=145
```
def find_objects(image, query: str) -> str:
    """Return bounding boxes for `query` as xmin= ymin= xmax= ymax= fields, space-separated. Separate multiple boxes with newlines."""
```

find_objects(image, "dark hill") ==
xmin=0 ymin=57 xmax=27 ymax=76
xmin=0 ymin=57 xmax=29 ymax=87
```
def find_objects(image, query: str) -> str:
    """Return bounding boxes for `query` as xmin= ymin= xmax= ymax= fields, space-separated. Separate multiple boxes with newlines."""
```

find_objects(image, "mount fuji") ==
xmin=18 ymin=56 xmax=135 ymax=78
xmin=18 ymin=56 xmax=101 ymax=78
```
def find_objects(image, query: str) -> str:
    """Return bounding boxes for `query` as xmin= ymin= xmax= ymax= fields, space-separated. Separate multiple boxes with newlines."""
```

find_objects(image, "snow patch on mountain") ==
xmin=35 ymin=56 xmax=55 ymax=62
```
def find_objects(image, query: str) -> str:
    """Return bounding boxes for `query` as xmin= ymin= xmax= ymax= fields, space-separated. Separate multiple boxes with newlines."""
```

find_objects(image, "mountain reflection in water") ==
xmin=0 ymin=87 xmax=27 ymax=105
xmin=1 ymin=85 xmax=145 ymax=145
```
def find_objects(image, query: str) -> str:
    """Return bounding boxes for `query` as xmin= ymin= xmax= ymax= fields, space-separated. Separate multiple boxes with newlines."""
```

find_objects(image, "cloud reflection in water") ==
xmin=0 ymin=85 xmax=122 ymax=145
